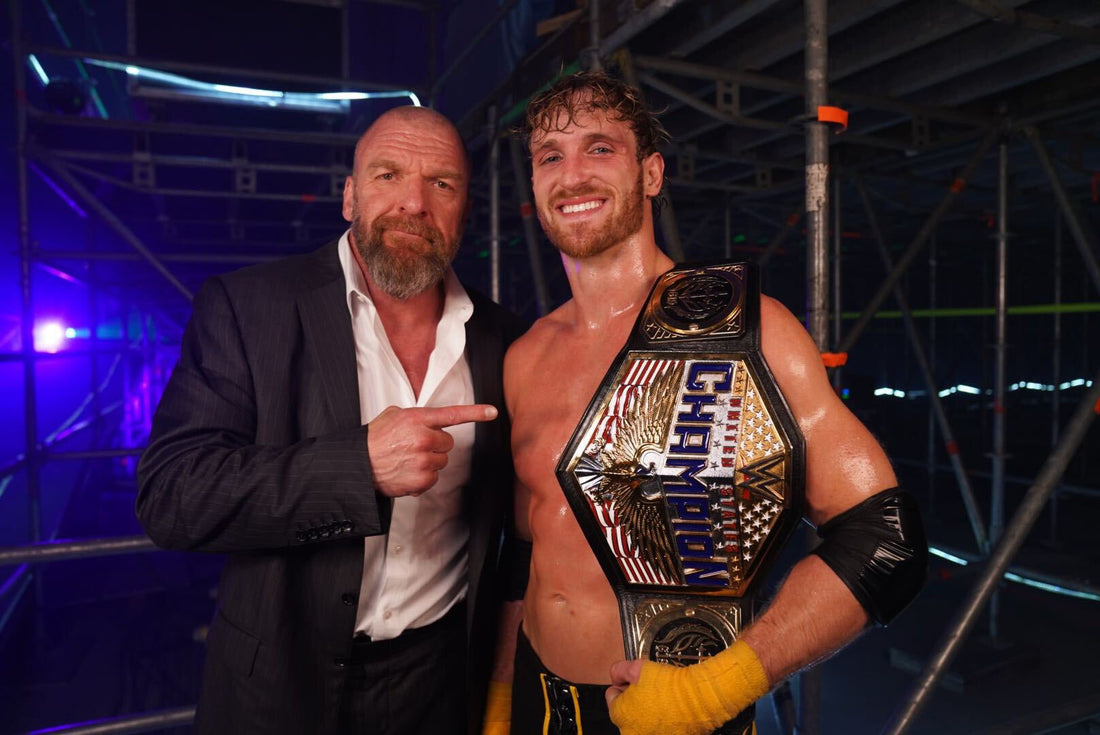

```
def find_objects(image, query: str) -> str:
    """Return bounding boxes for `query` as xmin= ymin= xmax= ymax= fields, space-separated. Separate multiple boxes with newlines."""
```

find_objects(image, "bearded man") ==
xmin=138 ymin=106 xmax=526 ymax=735
xmin=481 ymin=72 xmax=926 ymax=735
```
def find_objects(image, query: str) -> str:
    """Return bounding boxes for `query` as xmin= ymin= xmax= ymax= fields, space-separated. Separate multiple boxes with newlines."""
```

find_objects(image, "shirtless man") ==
xmin=486 ymin=72 xmax=927 ymax=735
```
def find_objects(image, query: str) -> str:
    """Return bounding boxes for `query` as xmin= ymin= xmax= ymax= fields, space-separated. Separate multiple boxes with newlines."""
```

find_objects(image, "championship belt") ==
xmin=555 ymin=262 xmax=805 ymax=735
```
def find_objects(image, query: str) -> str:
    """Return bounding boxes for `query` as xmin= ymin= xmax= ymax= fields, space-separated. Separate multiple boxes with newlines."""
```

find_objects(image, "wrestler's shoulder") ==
xmin=506 ymin=300 xmax=575 ymax=364
xmin=759 ymin=293 xmax=812 ymax=343
xmin=759 ymin=293 xmax=793 ymax=320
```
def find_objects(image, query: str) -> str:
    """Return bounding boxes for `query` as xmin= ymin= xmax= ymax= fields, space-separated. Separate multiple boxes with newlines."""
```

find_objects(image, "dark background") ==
xmin=1 ymin=1 xmax=1098 ymax=733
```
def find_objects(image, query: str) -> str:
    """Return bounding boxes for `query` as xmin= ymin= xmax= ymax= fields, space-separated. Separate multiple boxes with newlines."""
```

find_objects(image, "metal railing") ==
xmin=25 ymin=706 xmax=195 ymax=735
xmin=2 ymin=535 xmax=197 ymax=735
xmin=0 ymin=535 xmax=157 ymax=566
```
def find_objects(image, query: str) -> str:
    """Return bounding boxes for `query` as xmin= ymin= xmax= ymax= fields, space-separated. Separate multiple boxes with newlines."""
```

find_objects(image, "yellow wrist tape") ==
xmin=481 ymin=679 xmax=512 ymax=735
xmin=609 ymin=640 xmax=769 ymax=735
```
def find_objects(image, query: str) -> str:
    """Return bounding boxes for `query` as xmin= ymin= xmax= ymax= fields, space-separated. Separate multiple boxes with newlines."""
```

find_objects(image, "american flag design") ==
xmin=571 ymin=355 xmax=790 ymax=591
xmin=576 ymin=358 xmax=683 ymax=585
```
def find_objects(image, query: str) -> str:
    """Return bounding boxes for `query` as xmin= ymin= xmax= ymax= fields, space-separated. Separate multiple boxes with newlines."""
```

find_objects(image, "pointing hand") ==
xmin=367 ymin=404 xmax=498 ymax=497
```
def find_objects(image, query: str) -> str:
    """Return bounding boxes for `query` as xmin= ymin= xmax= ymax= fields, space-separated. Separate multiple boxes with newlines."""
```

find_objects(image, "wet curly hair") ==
xmin=520 ymin=71 xmax=668 ymax=161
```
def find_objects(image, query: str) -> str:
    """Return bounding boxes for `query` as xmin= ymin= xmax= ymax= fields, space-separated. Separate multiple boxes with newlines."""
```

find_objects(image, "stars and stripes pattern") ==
xmin=572 ymin=356 xmax=792 ymax=591
xmin=739 ymin=494 xmax=780 ymax=566
xmin=593 ymin=358 xmax=682 ymax=446
xmin=585 ymin=358 xmax=683 ymax=585
xmin=739 ymin=384 xmax=786 ymax=464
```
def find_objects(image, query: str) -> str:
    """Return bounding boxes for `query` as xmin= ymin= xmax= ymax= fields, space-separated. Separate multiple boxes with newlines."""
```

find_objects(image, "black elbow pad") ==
xmin=811 ymin=487 xmax=928 ymax=625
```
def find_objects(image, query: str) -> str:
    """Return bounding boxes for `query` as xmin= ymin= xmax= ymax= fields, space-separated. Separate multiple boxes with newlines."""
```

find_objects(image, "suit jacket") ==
xmin=136 ymin=239 xmax=527 ymax=734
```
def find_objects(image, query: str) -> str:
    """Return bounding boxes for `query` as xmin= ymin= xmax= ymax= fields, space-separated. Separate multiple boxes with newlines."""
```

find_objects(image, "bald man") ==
xmin=138 ymin=106 xmax=527 ymax=734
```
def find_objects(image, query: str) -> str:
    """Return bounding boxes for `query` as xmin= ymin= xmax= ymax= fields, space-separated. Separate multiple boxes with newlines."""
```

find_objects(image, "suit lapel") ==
xmin=298 ymin=241 xmax=360 ymax=430
xmin=465 ymin=305 xmax=494 ymax=410
xmin=463 ymin=299 xmax=498 ymax=525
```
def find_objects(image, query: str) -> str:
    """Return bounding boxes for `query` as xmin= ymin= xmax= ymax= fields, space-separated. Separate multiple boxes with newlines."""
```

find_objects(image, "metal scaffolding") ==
xmin=5 ymin=0 xmax=1099 ymax=733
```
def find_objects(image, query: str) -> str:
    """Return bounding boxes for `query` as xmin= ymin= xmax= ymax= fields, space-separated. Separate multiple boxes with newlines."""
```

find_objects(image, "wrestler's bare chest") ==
xmin=511 ymin=338 xmax=621 ymax=501
xmin=510 ymin=337 xmax=629 ymax=680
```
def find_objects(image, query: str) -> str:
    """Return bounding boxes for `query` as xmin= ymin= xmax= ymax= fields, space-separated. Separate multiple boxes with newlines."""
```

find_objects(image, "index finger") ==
xmin=419 ymin=404 xmax=499 ymax=428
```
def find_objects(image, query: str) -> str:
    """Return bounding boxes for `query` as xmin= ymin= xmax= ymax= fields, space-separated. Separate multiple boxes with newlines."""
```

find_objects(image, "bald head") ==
xmin=354 ymin=106 xmax=470 ymax=177
xmin=342 ymin=105 xmax=471 ymax=300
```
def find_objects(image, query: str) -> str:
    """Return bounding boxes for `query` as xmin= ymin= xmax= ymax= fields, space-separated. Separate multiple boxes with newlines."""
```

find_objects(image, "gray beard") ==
xmin=353 ymin=216 xmax=453 ymax=300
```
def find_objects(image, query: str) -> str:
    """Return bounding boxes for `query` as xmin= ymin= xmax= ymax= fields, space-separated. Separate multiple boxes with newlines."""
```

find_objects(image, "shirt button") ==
xmin=393 ymin=545 xmax=403 ymax=554
xmin=341 ymin=593 xmax=357 ymax=606
xmin=383 ymin=610 xmax=392 ymax=620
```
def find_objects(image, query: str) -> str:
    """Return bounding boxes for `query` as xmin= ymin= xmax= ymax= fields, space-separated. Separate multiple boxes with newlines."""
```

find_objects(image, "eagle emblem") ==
xmin=584 ymin=363 xmax=685 ymax=583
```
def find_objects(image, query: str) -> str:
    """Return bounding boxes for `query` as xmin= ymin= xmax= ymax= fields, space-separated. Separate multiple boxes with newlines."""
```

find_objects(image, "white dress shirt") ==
xmin=338 ymin=232 xmax=475 ymax=640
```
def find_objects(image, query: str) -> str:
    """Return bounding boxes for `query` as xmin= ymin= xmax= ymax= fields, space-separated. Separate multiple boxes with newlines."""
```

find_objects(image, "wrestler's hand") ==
xmin=606 ymin=640 xmax=770 ymax=735
xmin=367 ymin=404 xmax=497 ymax=497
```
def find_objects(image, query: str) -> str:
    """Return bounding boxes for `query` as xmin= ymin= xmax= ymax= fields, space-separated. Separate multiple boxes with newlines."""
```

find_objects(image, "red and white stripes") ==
xmin=587 ymin=358 xmax=682 ymax=586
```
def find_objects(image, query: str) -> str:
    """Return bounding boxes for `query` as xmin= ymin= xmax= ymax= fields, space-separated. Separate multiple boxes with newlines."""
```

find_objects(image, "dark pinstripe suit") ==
xmin=136 ymin=239 xmax=527 ymax=734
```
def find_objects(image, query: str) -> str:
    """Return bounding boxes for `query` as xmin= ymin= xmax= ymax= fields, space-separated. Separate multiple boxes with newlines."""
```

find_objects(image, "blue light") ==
xmin=1004 ymin=572 xmax=1100 ymax=603
xmin=318 ymin=91 xmax=370 ymax=100
xmin=316 ymin=90 xmax=421 ymax=106
xmin=27 ymin=54 xmax=50 ymax=86
xmin=929 ymin=546 xmax=969 ymax=566
xmin=83 ymin=58 xmax=421 ymax=112
xmin=885 ymin=379 xmax=1093 ymax=400
xmin=213 ymin=83 xmax=283 ymax=98
xmin=930 ymin=546 xmax=1100 ymax=603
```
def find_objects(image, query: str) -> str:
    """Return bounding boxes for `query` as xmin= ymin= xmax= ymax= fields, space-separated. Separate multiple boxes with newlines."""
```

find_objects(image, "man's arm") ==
xmin=136 ymin=277 xmax=494 ymax=554
xmin=739 ymin=295 xmax=909 ymax=679
xmin=607 ymin=296 xmax=926 ymax=734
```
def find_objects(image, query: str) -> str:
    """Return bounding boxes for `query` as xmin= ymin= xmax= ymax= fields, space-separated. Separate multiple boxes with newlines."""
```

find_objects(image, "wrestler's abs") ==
xmin=513 ymin=380 xmax=626 ymax=686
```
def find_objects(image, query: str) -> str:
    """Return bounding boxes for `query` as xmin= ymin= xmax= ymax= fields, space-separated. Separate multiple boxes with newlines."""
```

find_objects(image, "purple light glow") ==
xmin=28 ymin=162 xmax=87 ymax=219
xmin=34 ymin=321 xmax=66 ymax=353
